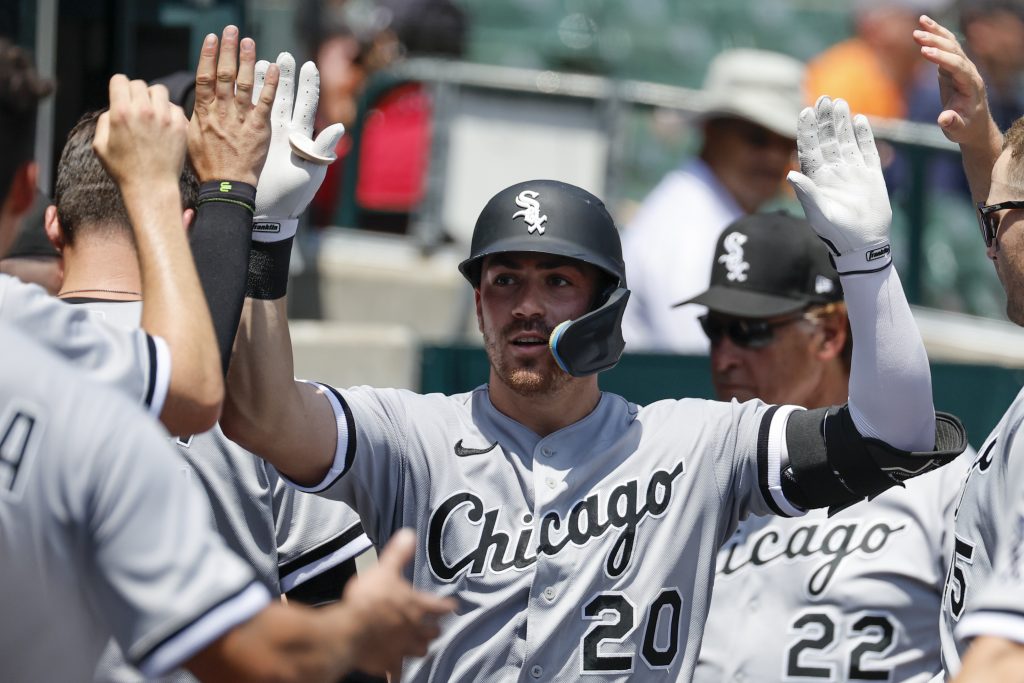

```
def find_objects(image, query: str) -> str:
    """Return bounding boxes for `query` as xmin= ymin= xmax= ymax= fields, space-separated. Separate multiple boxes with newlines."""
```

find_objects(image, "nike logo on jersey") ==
xmin=718 ymin=519 xmax=906 ymax=596
xmin=454 ymin=439 xmax=499 ymax=457
xmin=427 ymin=460 xmax=685 ymax=582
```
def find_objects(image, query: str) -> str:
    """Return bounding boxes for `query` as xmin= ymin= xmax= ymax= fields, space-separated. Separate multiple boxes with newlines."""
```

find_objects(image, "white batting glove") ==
xmin=787 ymin=96 xmax=893 ymax=275
xmin=251 ymin=52 xmax=346 ymax=243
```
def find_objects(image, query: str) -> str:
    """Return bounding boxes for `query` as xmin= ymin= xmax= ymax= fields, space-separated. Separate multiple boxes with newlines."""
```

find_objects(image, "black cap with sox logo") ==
xmin=677 ymin=211 xmax=843 ymax=318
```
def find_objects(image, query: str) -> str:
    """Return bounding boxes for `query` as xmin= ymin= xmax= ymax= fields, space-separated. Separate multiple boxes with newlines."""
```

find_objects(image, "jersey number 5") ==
xmin=581 ymin=589 xmax=683 ymax=674
xmin=947 ymin=536 xmax=976 ymax=620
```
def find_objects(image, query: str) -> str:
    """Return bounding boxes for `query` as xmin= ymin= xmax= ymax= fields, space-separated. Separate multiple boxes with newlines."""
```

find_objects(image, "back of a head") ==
xmin=54 ymin=111 xmax=198 ymax=246
xmin=0 ymin=39 xmax=52 ymax=203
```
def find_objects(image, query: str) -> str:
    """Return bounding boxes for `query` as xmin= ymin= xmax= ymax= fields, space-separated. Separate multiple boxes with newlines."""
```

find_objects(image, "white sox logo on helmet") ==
xmin=719 ymin=232 xmax=750 ymax=282
xmin=512 ymin=190 xmax=548 ymax=235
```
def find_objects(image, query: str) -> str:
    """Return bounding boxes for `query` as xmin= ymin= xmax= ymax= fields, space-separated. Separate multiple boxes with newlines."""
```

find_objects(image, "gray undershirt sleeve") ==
xmin=842 ymin=265 xmax=935 ymax=452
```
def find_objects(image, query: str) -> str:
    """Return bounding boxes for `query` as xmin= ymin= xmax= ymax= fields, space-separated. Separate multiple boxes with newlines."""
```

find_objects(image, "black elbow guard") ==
xmin=781 ymin=405 xmax=967 ymax=515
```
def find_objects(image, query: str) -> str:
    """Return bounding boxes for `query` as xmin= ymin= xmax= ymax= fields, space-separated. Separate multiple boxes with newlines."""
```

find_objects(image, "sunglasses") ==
xmin=976 ymin=200 xmax=1024 ymax=247
xmin=699 ymin=312 xmax=807 ymax=350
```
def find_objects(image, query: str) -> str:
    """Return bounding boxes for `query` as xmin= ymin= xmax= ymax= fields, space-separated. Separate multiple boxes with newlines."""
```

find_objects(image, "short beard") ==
xmin=483 ymin=321 xmax=572 ymax=397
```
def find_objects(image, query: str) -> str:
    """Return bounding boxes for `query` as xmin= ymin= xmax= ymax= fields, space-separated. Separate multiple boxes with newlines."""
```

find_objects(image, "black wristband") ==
xmin=197 ymin=180 xmax=256 ymax=213
xmin=247 ymin=238 xmax=293 ymax=300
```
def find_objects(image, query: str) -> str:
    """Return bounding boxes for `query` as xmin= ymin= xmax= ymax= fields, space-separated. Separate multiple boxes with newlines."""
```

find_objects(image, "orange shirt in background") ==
xmin=804 ymin=38 xmax=906 ymax=119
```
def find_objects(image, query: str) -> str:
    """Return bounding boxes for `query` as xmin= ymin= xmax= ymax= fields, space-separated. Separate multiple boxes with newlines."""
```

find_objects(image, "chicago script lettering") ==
xmin=427 ymin=461 xmax=684 ymax=582
xmin=718 ymin=520 xmax=906 ymax=596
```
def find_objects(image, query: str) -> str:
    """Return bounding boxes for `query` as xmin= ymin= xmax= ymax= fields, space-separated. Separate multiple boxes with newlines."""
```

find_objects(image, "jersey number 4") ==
xmin=0 ymin=408 xmax=38 ymax=495
xmin=581 ymin=589 xmax=683 ymax=674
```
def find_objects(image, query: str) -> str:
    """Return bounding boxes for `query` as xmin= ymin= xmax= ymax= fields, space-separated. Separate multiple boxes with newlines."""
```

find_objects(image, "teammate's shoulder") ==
xmin=636 ymin=395 xmax=759 ymax=415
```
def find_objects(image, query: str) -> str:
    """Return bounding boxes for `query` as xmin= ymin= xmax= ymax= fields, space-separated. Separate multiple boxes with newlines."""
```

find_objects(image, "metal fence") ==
xmin=379 ymin=57 xmax=989 ymax=313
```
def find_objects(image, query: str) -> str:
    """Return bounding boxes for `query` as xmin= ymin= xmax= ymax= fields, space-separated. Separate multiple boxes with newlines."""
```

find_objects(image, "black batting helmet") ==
xmin=459 ymin=179 xmax=630 ymax=377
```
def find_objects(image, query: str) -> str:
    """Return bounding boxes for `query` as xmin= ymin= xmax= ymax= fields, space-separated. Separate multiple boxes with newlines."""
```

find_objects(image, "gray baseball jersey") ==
xmin=287 ymin=382 xmax=803 ymax=682
xmin=0 ymin=323 xmax=268 ymax=680
xmin=938 ymin=385 xmax=1024 ymax=676
xmin=73 ymin=299 xmax=372 ymax=683
xmin=695 ymin=450 xmax=971 ymax=683
xmin=0 ymin=274 xmax=169 ymax=416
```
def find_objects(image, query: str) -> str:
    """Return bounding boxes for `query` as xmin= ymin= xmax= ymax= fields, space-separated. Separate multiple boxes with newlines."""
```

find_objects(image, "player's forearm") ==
xmin=953 ymin=636 xmax=1024 ymax=683
xmin=843 ymin=265 xmax=935 ymax=451
xmin=123 ymin=181 xmax=223 ymax=434
xmin=190 ymin=181 xmax=256 ymax=377
xmin=960 ymin=119 xmax=1004 ymax=205
xmin=186 ymin=602 xmax=356 ymax=683
xmin=223 ymin=297 xmax=336 ymax=485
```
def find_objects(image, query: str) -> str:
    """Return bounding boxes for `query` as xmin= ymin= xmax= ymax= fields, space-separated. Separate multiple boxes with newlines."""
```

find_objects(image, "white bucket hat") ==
xmin=699 ymin=48 xmax=806 ymax=140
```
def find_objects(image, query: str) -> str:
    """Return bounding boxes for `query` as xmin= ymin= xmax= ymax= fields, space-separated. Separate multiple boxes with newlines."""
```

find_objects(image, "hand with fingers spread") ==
xmin=913 ymin=14 xmax=997 ymax=147
xmin=787 ymin=96 xmax=893 ymax=275
xmin=251 ymin=52 xmax=345 ymax=242
xmin=337 ymin=529 xmax=456 ymax=675
xmin=188 ymin=26 xmax=280 ymax=185
xmin=93 ymin=77 xmax=188 ymax=191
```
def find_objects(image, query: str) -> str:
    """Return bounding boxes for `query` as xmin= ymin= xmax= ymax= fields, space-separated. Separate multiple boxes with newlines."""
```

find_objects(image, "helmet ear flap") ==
xmin=549 ymin=287 xmax=630 ymax=377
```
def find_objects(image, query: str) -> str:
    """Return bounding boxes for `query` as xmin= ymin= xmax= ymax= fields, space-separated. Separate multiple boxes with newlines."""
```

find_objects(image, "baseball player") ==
xmin=911 ymin=16 xmax=1024 ymax=680
xmin=39 ymin=106 xmax=370 ymax=679
xmin=0 ymin=325 xmax=455 ymax=681
xmin=688 ymin=212 xmax=971 ymax=683
xmin=0 ymin=57 xmax=454 ymax=679
xmin=0 ymin=28 xmax=273 ymax=436
xmin=218 ymin=83 xmax=967 ymax=680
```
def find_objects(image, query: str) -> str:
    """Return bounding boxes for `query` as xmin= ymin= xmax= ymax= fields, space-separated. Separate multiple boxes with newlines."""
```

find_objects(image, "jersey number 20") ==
xmin=581 ymin=589 xmax=683 ymax=673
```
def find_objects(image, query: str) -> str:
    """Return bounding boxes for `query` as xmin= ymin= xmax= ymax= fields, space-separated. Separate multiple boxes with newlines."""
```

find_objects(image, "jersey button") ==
xmin=545 ymin=477 xmax=557 ymax=490
xmin=530 ymin=665 xmax=544 ymax=678
xmin=541 ymin=447 xmax=554 ymax=457
xmin=543 ymin=586 xmax=556 ymax=601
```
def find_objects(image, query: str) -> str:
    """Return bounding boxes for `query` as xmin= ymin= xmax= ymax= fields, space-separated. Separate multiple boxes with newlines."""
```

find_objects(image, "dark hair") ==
xmin=54 ymin=110 xmax=198 ymax=245
xmin=0 ymin=39 xmax=53 ymax=203
xmin=959 ymin=0 xmax=1024 ymax=26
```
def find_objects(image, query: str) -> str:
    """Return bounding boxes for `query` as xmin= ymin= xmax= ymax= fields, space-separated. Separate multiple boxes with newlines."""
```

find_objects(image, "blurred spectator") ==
xmin=621 ymin=48 xmax=804 ymax=354
xmin=806 ymin=0 xmax=953 ymax=119
xmin=956 ymin=0 xmax=1024 ymax=130
xmin=308 ymin=0 xmax=467 ymax=232
xmin=381 ymin=0 xmax=466 ymax=58
xmin=307 ymin=20 xmax=397 ymax=228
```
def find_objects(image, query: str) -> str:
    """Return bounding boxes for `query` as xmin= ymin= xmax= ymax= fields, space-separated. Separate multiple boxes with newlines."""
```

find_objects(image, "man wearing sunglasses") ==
xmin=911 ymin=13 xmax=1024 ymax=682
xmin=685 ymin=211 xmax=970 ymax=682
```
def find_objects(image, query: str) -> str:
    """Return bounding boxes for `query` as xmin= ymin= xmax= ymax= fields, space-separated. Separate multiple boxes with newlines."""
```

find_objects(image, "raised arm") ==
xmin=220 ymin=52 xmax=346 ymax=485
xmin=914 ymin=14 xmax=1003 ymax=203
xmin=92 ymin=76 xmax=222 ymax=435
xmin=778 ymin=96 xmax=966 ymax=513
xmin=186 ymin=27 xmax=278 ymax=379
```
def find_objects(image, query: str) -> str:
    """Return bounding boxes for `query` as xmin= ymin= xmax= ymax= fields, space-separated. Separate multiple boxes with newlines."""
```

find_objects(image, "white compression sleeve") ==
xmin=843 ymin=265 xmax=935 ymax=452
